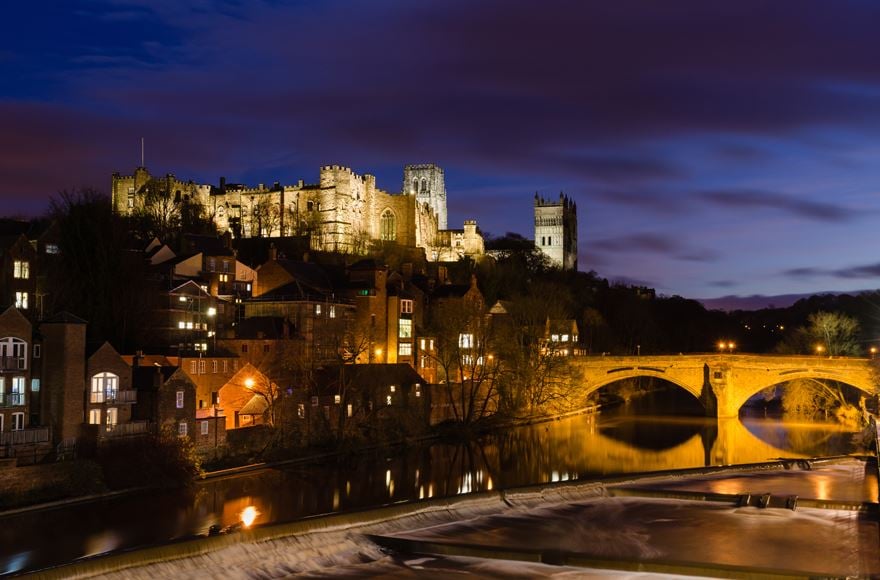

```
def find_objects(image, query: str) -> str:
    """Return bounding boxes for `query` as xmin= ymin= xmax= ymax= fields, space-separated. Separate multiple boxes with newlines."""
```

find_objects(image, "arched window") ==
xmin=91 ymin=372 xmax=119 ymax=403
xmin=380 ymin=209 xmax=397 ymax=241
xmin=412 ymin=178 xmax=419 ymax=194
xmin=420 ymin=178 xmax=428 ymax=193
xmin=0 ymin=337 xmax=27 ymax=370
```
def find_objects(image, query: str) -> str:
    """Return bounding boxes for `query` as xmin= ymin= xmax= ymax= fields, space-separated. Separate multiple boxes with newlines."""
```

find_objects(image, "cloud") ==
xmin=783 ymin=262 xmax=880 ymax=280
xmin=700 ymin=189 xmax=856 ymax=222
xmin=592 ymin=233 xmax=719 ymax=262
xmin=709 ymin=280 xmax=738 ymax=288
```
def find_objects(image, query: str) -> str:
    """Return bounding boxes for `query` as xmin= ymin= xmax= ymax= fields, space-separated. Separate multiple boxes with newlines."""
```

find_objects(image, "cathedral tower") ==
xmin=403 ymin=164 xmax=447 ymax=229
xmin=534 ymin=192 xmax=577 ymax=270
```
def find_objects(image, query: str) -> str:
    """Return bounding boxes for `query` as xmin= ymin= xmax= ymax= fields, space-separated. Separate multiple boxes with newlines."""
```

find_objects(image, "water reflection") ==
xmin=0 ymin=413 xmax=866 ymax=574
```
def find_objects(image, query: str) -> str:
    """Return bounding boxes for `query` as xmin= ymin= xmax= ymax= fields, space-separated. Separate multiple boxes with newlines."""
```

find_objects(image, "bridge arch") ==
xmin=727 ymin=370 xmax=876 ymax=416
xmin=583 ymin=370 xmax=703 ymax=404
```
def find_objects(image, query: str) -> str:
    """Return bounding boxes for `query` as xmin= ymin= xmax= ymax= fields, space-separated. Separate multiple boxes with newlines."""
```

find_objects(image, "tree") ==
xmin=806 ymin=311 xmax=860 ymax=356
xmin=430 ymin=298 xmax=502 ymax=425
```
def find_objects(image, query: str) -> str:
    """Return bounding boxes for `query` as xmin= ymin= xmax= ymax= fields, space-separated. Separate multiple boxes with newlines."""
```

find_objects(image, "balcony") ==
xmin=0 ymin=357 xmax=26 ymax=371
xmin=89 ymin=390 xmax=137 ymax=404
xmin=0 ymin=393 xmax=25 ymax=407
xmin=0 ymin=427 xmax=49 ymax=446
xmin=102 ymin=421 xmax=152 ymax=439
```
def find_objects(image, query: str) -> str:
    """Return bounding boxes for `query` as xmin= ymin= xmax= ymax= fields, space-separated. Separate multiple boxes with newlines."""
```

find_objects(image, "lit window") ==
xmin=315 ymin=304 xmax=322 ymax=315
xmin=90 ymin=372 xmax=118 ymax=403
xmin=561 ymin=334 xmax=569 ymax=342
xmin=89 ymin=408 xmax=101 ymax=425
xmin=390 ymin=385 xmax=396 ymax=393
xmin=199 ymin=360 xmax=206 ymax=374
xmin=246 ymin=283 xmax=252 ymax=291
xmin=399 ymin=319 xmax=412 ymax=338
xmin=14 ymin=292 xmax=28 ymax=310
xmin=10 ymin=376 xmax=25 ymax=406
xmin=13 ymin=260 xmax=29 ymax=279
xmin=329 ymin=305 xmax=336 ymax=318
xmin=190 ymin=360 xmax=198 ymax=374
xmin=400 ymin=299 xmax=413 ymax=314
xmin=458 ymin=333 xmax=474 ymax=348
xmin=386 ymin=395 xmax=392 ymax=406
xmin=334 ymin=394 xmax=341 ymax=404
xmin=347 ymin=404 xmax=353 ymax=417
xmin=105 ymin=407 xmax=118 ymax=431
xmin=179 ymin=321 xmax=186 ymax=329
xmin=200 ymin=421 xmax=209 ymax=435
xmin=399 ymin=342 xmax=412 ymax=356
xmin=297 ymin=403 xmax=305 ymax=418
xmin=178 ymin=421 xmax=188 ymax=437
xmin=186 ymin=322 xmax=193 ymax=329
xmin=415 ymin=384 xmax=421 ymax=398
xmin=573 ymin=334 xmax=579 ymax=342
xmin=176 ymin=390 xmax=184 ymax=409
xmin=551 ymin=334 xmax=560 ymax=342
xmin=380 ymin=209 xmax=396 ymax=241
xmin=12 ymin=412 xmax=24 ymax=430
xmin=45 ymin=243 xmax=59 ymax=254
xmin=30 ymin=378 xmax=40 ymax=392
xmin=420 ymin=338 xmax=426 ymax=350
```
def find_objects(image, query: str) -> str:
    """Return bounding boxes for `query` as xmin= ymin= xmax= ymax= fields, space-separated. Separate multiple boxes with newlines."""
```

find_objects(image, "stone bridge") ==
xmin=570 ymin=354 xmax=878 ymax=418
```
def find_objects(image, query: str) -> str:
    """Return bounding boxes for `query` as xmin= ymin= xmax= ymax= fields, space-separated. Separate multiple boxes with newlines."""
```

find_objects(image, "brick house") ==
xmin=85 ymin=342 xmax=144 ymax=439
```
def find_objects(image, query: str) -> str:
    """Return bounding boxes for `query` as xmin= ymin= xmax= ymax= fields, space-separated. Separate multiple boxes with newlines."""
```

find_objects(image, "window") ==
xmin=89 ymin=408 xmax=101 ymax=425
xmin=420 ymin=338 xmax=426 ymax=350
xmin=311 ymin=396 xmax=319 ymax=407
xmin=13 ymin=260 xmax=29 ymax=279
xmin=329 ymin=305 xmax=336 ymax=319
xmin=223 ymin=360 xmax=228 ymax=373
xmin=399 ymin=342 xmax=412 ymax=356
xmin=315 ymin=304 xmax=322 ymax=315
xmin=190 ymin=360 xmax=198 ymax=374
xmin=562 ymin=334 xmax=569 ymax=342
xmin=263 ymin=344 xmax=270 ymax=353
xmin=334 ymin=394 xmax=341 ymax=404
xmin=212 ymin=360 xmax=218 ymax=373
xmin=179 ymin=321 xmax=186 ymax=329
xmin=297 ymin=403 xmax=305 ymax=418
xmin=380 ymin=209 xmax=396 ymax=241
xmin=33 ymin=344 xmax=40 ymax=358
xmin=30 ymin=378 xmax=39 ymax=392
xmin=400 ymin=299 xmax=413 ymax=314
xmin=241 ymin=344 xmax=249 ymax=353
xmin=548 ymin=236 xmax=552 ymax=245
xmin=176 ymin=391 xmax=184 ymax=409
xmin=12 ymin=412 xmax=24 ymax=430
xmin=199 ymin=360 xmax=206 ymax=374
xmin=90 ymin=372 xmax=118 ymax=403
xmin=551 ymin=334 xmax=560 ymax=342
xmin=386 ymin=395 xmax=392 ymax=406
xmin=399 ymin=319 xmax=412 ymax=338
xmin=15 ymin=292 xmax=28 ymax=310
xmin=127 ymin=196 xmax=134 ymax=209
xmin=178 ymin=421 xmax=188 ymax=437
xmin=347 ymin=404 xmax=353 ymax=417
xmin=208 ymin=258 xmax=216 ymax=271
xmin=429 ymin=339 xmax=434 ymax=350
xmin=201 ymin=421 xmax=209 ymax=435
xmin=105 ymin=407 xmax=118 ymax=431
xmin=389 ymin=385 xmax=396 ymax=393
xmin=45 ymin=243 xmax=59 ymax=254
xmin=223 ymin=261 xmax=230 ymax=273
xmin=415 ymin=384 xmax=421 ymax=398
xmin=458 ymin=333 xmax=474 ymax=348
xmin=0 ymin=337 xmax=27 ymax=370
xmin=10 ymin=377 xmax=25 ymax=406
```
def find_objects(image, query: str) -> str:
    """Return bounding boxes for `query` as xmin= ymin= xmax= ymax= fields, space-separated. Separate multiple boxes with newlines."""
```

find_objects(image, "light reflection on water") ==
xmin=0 ymin=412 xmax=867 ymax=574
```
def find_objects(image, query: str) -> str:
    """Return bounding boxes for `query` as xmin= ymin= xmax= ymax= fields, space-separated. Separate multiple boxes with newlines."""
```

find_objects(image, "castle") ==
xmin=534 ymin=192 xmax=578 ymax=270
xmin=111 ymin=164 xmax=483 ymax=262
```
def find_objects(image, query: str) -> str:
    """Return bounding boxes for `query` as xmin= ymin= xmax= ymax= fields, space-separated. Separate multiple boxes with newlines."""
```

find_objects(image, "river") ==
xmin=0 ymin=405 xmax=869 ymax=575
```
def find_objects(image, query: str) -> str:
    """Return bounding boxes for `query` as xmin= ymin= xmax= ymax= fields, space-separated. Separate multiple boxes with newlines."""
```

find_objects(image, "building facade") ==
xmin=534 ymin=193 xmax=577 ymax=270
xmin=112 ymin=164 xmax=482 ymax=262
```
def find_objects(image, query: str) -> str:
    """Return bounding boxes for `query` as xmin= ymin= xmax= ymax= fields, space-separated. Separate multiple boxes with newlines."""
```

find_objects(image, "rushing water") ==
xmin=0 ymin=408 xmax=868 ymax=575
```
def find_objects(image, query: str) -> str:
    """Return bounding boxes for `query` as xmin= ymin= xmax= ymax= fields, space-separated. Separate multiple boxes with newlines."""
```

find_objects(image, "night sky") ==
xmin=4 ymin=1 xmax=880 ymax=303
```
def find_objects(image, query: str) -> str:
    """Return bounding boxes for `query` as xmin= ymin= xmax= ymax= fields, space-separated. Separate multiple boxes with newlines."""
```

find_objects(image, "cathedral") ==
xmin=111 ymin=164 xmax=484 ymax=262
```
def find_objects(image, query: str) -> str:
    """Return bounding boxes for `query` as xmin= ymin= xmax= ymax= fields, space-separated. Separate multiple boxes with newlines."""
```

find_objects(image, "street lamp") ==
xmin=871 ymin=346 xmax=877 ymax=359
xmin=815 ymin=344 xmax=825 ymax=356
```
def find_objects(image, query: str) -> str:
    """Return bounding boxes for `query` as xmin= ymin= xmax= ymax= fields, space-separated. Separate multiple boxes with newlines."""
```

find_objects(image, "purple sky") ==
xmin=4 ymin=0 xmax=880 ymax=301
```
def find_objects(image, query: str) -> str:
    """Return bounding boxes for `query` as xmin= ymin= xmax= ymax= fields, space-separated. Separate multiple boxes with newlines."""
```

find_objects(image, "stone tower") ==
xmin=403 ymin=164 xmax=447 ymax=229
xmin=534 ymin=192 xmax=577 ymax=270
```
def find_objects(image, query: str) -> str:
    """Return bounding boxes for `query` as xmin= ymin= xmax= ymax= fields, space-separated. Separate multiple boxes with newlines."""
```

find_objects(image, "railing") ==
xmin=0 ymin=427 xmax=49 ymax=446
xmin=0 ymin=356 xmax=26 ymax=371
xmin=89 ymin=390 xmax=137 ymax=404
xmin=102 ymin=421 xmax=152 ymax=438
xmin=0 ymin=393 xmax=25 ymax=407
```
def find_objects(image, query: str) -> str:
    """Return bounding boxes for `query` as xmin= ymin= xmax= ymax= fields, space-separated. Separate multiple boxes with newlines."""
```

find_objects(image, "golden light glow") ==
xmin=375 ymin=348 xmax=383 ymax=357
xmin=240 ymin=505 xmax=259 ymax=528
xmin=244 ymin=378 xmax=255 ymax=389
xmin=816 ymin=344 xmax=825 ymax=354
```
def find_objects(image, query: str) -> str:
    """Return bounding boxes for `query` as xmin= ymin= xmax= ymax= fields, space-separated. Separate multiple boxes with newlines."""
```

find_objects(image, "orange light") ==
xmin=240 ymin=505 xmax=259 ymax=528
xmin=244 ymin=378 xmax=255 ymax=389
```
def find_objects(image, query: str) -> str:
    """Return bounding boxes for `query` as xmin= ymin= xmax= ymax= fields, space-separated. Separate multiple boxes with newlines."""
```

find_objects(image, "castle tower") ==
xmin=534 ymin=192 xmax=577 ymax=270
xmin=403 ymin=164 xmax=447 ymax=229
